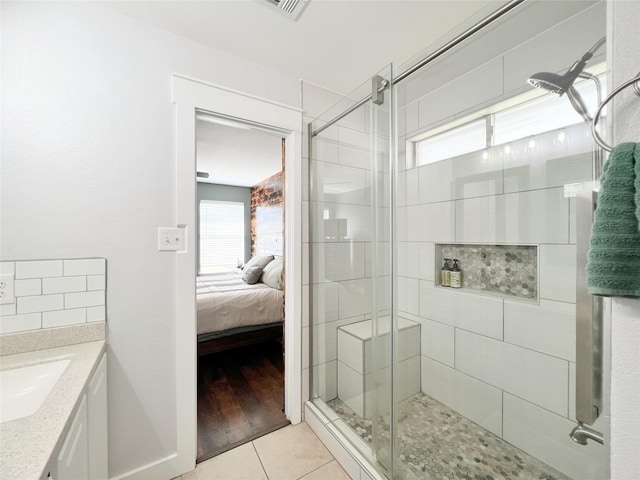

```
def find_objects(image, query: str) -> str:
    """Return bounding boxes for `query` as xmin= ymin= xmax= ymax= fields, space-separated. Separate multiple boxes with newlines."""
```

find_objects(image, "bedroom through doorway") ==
xmin=195 ymin=113 xmax=289 ymax=463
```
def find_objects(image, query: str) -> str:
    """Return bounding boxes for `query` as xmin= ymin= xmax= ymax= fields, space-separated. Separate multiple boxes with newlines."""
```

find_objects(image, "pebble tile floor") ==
xmin=328 ymin=394 xmax=570 ymax=480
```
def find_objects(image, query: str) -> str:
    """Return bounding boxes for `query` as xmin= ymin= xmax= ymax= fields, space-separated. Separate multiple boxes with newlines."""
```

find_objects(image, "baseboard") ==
xmin=109 ymin=453 xmax=181 ymax=480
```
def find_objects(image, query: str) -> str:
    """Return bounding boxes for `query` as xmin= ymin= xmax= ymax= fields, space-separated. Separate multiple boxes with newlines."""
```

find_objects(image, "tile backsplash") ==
xmin=0 ymin=258 xmax=106 ymax=335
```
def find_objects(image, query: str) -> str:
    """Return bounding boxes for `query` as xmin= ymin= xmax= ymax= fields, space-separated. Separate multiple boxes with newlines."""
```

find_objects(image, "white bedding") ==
xmin=196 ymin=272 xmax=283 ymax=335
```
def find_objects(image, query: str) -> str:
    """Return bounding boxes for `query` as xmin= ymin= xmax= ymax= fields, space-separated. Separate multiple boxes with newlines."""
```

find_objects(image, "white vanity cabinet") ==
xmin=51 ymin=353 xmax=108 ymax=480
xmin=54 ymin=395 xmax=89 ymax=479
xmin=88 ymin=353 xmax=108 ymax=479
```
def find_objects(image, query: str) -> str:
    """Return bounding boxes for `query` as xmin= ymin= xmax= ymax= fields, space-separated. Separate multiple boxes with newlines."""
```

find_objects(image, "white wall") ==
xmin=608 ymin=2 xmax=640 ymax=478
xmin=1 ymin=2 xmax=299 ymax=477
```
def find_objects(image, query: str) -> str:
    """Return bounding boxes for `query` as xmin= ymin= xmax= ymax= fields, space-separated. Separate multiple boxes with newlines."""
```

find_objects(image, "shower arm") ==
xmin=578 ymin=72 xmax=603 ymax=109
xmin=566 ymin=72 xmax=603 ymax=123
xmin=586 ymin=37 xmax=606 ymax=58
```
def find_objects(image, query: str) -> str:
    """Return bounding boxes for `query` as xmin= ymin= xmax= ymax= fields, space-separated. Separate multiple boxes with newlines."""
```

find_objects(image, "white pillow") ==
xmin=243 ymin=254 xmax=274 ymax=271
xmin=261 ymin=257 xmax=283 ymax=290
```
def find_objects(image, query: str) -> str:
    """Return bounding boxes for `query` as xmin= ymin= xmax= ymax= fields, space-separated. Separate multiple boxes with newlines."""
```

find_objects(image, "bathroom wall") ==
xmin=0 ymin=258 xmax=106 ymax=334
xmin=1 ymin=3 xmax=299 ymax=478
xmin=608 ymin=1 xmax=640 ymax=478
xmin=396 ymin=2 xmax=606 ymax=478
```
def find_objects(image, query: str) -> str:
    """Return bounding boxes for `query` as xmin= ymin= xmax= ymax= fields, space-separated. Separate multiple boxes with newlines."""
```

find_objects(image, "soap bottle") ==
xmin=450 ymin=259 xmax=462 ymax=288
xmin=441 ymin=259 xmax=451 ymax=287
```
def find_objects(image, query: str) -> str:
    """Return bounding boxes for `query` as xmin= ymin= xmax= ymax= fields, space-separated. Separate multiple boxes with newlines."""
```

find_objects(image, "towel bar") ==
xmin=592 ymin=72 xmax=640 ymax=152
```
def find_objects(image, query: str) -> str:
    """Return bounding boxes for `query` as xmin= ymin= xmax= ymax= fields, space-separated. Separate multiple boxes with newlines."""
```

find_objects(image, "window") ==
xmin=199 ymin=200 xmax=244 ymax=273
xmin=415 ymin=118 xmax=487 ymax=166
xmin=493 ymin=78 xmax=605 ymax=145
xmin=414 ymin=72 xmax=606 ymax=167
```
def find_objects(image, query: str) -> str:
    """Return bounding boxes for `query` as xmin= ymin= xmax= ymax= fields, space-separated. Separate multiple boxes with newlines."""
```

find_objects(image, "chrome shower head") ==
xmin=528 ymin=71 xmax=574 ymax=95
xmin=527 ymin=37 xmax=606 ymax=122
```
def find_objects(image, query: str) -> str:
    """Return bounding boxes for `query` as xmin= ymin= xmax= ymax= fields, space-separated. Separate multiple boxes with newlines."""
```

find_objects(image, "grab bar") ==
xmin=572 ymin=190 xmax=604 ymax=444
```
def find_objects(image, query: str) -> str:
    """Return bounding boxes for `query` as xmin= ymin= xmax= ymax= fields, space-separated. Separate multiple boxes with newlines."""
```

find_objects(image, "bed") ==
xmin=196 ymin=257 xmax=284 ymax=355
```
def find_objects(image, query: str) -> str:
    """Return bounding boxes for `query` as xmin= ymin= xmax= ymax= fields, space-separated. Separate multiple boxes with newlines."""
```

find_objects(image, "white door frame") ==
xmin=172 ymin=74 xmax=303 ymax=476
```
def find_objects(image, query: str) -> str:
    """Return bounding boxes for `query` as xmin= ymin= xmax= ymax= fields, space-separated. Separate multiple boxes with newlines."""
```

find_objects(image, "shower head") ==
xmin=527 ymin=37 xmax=606 ymax=122
xmin=528 ymin=70 xmax=580 ymax=95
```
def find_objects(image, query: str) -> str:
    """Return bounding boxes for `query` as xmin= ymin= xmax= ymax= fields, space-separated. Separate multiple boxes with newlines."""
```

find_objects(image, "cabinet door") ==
xmin=55 ymin=394 xmax=88 ymax=479
xmin=88 ymin=353 xmax=108 ymax=479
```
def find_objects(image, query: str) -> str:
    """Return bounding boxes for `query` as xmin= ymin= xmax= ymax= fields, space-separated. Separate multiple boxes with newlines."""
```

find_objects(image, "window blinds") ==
xmin=199 ymin=200 xmax=244 ymax=270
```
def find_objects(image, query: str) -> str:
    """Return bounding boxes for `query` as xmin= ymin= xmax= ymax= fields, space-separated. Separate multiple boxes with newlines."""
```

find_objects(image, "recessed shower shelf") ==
xmin=433 ymin=285 xmax=539 ymax=304
xmin=435 ymin=243 xmax=538 ymax=302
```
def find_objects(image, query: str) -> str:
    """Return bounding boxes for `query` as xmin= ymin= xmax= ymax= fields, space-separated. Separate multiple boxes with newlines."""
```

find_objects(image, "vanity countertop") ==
xmin=0 ymin=340 xmax=106 ymax=480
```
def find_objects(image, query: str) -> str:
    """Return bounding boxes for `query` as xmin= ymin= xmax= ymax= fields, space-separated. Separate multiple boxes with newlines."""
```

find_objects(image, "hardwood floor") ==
xmin=197 ymin=339 xmax=289 ymax=463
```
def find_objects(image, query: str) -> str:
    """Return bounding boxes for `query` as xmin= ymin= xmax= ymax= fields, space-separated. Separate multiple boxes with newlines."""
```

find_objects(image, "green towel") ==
xmin=587 ymin=142 xmax=640 ymax=297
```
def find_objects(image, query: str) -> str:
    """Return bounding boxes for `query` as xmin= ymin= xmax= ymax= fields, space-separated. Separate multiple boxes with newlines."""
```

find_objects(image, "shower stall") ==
xmin=307 ymin=1 xmax=610 ymax=479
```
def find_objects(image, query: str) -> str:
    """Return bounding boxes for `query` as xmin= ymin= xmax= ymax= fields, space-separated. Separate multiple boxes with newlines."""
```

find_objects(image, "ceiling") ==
xmin=103 ymin=1 xmax=502 ymax=187
xmin=196 ymin=119 xmax=283 ymax=187
xmin=101 ymin=0 xmax=494 ymax=94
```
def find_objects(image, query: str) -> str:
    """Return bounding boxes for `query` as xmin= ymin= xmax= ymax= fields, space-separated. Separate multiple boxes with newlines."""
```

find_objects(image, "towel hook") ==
xmin=592 ymin=72 xmax=640 ymax=152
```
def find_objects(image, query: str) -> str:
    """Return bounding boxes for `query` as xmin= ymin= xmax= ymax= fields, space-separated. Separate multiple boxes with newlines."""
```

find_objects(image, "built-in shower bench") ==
xmin=336 ymin=317 xmax=421 ymax=418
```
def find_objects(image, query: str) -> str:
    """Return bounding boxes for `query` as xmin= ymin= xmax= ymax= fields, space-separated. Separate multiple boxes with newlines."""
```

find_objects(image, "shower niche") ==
xmin=435 ymin=244 xmax=538 ymax=301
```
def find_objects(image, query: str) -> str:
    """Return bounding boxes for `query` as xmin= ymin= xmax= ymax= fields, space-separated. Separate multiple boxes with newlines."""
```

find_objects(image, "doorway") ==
xmin=173 ymin=75 xmax=303 ymax=476
xmin=195 ymin=115 xmax=289 ymax=461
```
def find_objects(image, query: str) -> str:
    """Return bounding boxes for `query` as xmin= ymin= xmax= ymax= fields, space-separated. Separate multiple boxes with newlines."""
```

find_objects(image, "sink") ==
xmin=0 ymin=359 xmax=71 ymax=423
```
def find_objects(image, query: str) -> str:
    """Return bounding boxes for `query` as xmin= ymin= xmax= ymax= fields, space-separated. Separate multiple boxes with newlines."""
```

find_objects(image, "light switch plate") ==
xmin=0 ymin=273 xmax=15 ymax=304
xmin=158 ymin=227 xmax=186 ymax=252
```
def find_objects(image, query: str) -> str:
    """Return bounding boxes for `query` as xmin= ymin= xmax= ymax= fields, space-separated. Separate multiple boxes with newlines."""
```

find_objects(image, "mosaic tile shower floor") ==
xmin=327 ymin=394 xmax=570 ymax=480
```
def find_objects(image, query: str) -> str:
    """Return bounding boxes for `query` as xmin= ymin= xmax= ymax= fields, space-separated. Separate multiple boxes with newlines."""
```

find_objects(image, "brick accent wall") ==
xmin=250 ymin=171 xmax=283 ymax=257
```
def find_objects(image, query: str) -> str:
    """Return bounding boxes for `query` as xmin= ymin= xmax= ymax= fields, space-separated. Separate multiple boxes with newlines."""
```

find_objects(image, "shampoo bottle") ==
xmin=441 ymin=259 xmax=451 ymax=287
xmin=450 ymin=259 xmax=462 ymax=288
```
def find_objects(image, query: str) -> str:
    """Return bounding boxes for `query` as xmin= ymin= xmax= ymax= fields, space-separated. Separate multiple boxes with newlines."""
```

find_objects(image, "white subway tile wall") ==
xmin=390 ymin=14 xmax=603 ymax=472
xmin=420 ymin=356 xmax=503 ymax=436
xmin=0 ymin=258 xmax=106 ymax=334
xmin=14 ymin=279 xmax=42 ymax=297
xmin=15 ymin=260 xmax=63 ymax=279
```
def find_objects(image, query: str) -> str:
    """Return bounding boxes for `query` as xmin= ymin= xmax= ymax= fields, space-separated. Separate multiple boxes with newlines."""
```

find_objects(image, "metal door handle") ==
xmin=571 ymin=190 xmax=604 ymax=445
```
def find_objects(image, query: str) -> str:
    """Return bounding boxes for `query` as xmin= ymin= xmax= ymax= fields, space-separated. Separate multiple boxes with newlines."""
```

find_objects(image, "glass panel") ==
xmin=308 ymin=2 xmax=610 ymax=480
xmin=393 ymin=2 xmax=608 ymax=480
xmin=494 ymin=75 xmax=607 ymax=145
xmin=416 ymin=118 xmax=487 ymax=166
xmin=309 ymin=64 xmax=393 ymax=477
xmin=370 ymin=64 xmax=394 ymax=476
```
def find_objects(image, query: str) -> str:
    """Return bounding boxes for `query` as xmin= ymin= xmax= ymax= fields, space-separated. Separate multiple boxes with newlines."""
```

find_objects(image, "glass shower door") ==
xmin=392 ymin=2 xmax=609 ymax=479
xmin=309 ymin=63 xmax=394 ymax=477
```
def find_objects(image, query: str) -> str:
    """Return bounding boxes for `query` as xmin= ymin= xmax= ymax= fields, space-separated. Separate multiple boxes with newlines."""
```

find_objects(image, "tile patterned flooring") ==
xmin=329 ymin=394 xmax=570 ymax=480
xmin=176 ymin=422 xmax=351 ymax=480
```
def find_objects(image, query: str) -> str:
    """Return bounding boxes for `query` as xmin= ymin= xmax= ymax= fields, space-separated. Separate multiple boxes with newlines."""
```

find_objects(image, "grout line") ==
xmin=567 ymin=361 xmax=571 ymax=418
xmin=453 ymin=327 xmax=456 ymax=369
xmin=502 ymin=298 xmax=505 ymax=341
xmin=501 ymin=390 xmax=505 ymax=438
xmin=294 ymin=459 xmax=335 ymax=480
xmin=251 ymin=441 xmax=269 ymax=479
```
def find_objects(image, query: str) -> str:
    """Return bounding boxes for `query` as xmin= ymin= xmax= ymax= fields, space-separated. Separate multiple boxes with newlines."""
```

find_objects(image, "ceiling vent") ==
xmin=264 ymin=0 xmax=310 ymax=20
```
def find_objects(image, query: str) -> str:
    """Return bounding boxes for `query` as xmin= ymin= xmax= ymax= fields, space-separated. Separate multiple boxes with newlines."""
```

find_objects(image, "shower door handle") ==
xmin=572 ymin=190 xmax=604 ymax=444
